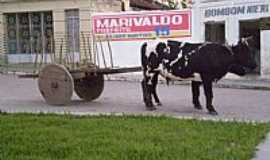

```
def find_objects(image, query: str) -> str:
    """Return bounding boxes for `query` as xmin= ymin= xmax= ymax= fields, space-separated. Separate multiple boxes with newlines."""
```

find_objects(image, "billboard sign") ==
xmin=92 ymin=10 xmax=191 ymax=41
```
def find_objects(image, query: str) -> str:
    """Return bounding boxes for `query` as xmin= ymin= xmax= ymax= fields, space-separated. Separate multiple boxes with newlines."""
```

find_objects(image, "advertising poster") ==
xmin=92 ymin=10 xmax=191 ymax=41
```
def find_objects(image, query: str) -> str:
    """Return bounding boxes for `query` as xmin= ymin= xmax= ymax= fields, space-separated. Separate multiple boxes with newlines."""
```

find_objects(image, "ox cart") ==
xmin=1 ymin=31 xmax=142 ymax=105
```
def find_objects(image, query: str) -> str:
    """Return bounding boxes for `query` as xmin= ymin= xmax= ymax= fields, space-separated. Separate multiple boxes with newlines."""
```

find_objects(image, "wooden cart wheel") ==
xmin=38 ymin=64 xmax=74 ymax=105
xmin=74 ymin=74 xmax=104 ymax=101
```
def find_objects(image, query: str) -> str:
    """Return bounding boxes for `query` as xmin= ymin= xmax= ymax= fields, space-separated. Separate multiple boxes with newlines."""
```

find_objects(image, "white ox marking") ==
xmin=160 ymin=69 xmax=202 ymax=82
xmin=169 ymin=50 xmax=183 ymax=67
xmin=153 ymin=67 xmax=202 ymax=82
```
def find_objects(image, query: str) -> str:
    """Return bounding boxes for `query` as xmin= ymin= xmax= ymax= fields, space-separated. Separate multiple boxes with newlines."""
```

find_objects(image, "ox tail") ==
xmin=141 ymin=42 xmax=148 ymax=70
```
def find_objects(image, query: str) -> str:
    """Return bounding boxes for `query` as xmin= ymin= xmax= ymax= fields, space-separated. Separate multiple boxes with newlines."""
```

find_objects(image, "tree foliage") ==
xmin=167 ymin=0 xmax=189 ymax=9
xmin=260 ymin=17 xmax=270 ymax=30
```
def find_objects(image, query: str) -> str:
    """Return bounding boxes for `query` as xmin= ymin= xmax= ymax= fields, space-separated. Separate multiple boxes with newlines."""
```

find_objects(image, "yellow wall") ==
xmin=0 ymin=0 xmax=122 ymax=34
xmin=0 ymin=0 xmax=122 ymax=60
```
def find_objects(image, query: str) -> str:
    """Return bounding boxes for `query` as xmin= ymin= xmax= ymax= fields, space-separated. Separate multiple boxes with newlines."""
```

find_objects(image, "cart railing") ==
xmin=0 ymin=31 xmax=131 ymax=74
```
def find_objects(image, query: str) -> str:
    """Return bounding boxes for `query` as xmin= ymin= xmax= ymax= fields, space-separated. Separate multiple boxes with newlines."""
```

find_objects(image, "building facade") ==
xmin=194 ymin=0 xmax=270 ymax=75
xmin=1 ymin=0 xmax=270 ymax=75
xmin=0 ymin=0 xmax=172 ymax=66
xmin=0 ymin=0 xmax=124 ymax=63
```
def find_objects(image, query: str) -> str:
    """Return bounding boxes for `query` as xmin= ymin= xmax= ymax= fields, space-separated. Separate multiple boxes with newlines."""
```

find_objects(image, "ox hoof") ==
xmin=145 ymin=101 xmax=154 ymax=107
xmin=194 ymin=104 xmax=202 ymax=110
xmin=208 ymin=110 xmax=218 ymax=116
xmin=156 ymin=102 xmax=162 ymax=106
xmin=146 ymin=106 xmax=157 ymax=111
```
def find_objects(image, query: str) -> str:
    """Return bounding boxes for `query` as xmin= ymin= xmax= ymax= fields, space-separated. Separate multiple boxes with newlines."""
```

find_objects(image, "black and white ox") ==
xmin=141 ymin=38 xmax=257 ymax=115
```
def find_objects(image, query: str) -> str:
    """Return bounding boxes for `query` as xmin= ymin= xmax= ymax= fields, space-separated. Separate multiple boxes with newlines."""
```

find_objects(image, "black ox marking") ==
xmin=141 ymin=38 xmax=257 ymax=115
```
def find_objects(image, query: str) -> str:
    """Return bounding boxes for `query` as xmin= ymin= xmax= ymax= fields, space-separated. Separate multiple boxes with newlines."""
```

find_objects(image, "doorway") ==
xmin=240 ymin=20 xmax=261 ymax=74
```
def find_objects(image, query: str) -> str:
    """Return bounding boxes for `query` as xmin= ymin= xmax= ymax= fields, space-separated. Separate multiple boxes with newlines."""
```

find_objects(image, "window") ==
xmin=205 ymin=22 xmax=225 ymax=44
xmin=5 ymin=11 xmax=53 ymax=54
xmin=65 ymin=9 xmax=80 ymax=55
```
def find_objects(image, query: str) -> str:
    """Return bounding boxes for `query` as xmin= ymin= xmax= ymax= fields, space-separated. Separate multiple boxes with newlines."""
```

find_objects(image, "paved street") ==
xmin=1 ymin=74 xmax=270 ymax=122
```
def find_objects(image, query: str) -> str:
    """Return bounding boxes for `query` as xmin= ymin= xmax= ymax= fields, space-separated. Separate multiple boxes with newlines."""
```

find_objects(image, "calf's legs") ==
xmin=141 ymin=73 xmax=161 ymax=110
xmin=191 ymin=81 xmax=202 ymax=110
xmin=151 ymin=73 xmax=162 ymax=106
xmin=141 ymin=79 xmax=154 ymax=110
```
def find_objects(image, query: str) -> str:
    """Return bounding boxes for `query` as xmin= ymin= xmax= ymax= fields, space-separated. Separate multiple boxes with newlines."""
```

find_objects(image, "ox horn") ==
xmin=245 ymin=36 xmax=253 ymax=41
xmin=241 ymin=36 xmax=253 ymax=42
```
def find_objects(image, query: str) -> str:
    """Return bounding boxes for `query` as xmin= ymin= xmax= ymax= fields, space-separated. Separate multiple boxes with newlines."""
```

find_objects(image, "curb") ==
xmin=2 ymin=71 xmax=270 ymax=90
xmin=252 ymin=133 xmax=270 ymax=160
xmin=214 ymin=81 xmax=270 ymax=90
xmin=106 ymin=74 xmax=270 ymax=91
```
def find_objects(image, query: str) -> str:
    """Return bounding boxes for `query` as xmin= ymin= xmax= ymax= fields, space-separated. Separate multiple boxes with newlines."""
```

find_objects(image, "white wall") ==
xmin=0 ymin=5 xmax=4 ymax=55
xmin=96 ymin=36 xmax=193 ymax=68
xmin=261 ymin=30 xmax=270 ymax=75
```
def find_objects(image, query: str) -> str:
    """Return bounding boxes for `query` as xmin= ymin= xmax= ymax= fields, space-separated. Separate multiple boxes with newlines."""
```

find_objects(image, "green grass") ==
xmin=0 ymin=113 xmax=270 ymax=160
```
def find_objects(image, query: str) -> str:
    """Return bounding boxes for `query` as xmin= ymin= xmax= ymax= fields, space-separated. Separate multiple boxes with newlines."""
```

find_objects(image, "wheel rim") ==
xmin=38 ymin=64 xmax=74 ymax=105
xmin=74 ymin=74 xmax=104 ymax=101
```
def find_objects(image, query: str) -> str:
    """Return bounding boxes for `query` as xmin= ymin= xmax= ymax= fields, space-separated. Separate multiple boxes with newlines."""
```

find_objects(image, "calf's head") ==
xmin=155 ymin=42 xmax=168 ymax=59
